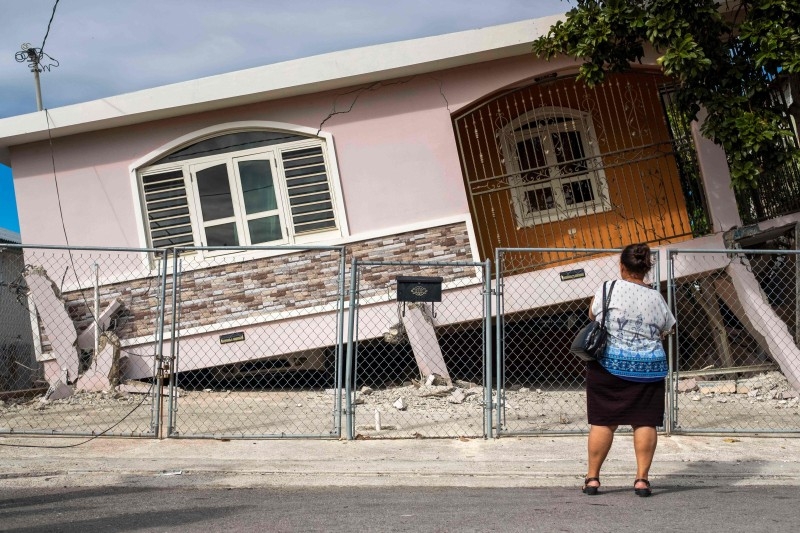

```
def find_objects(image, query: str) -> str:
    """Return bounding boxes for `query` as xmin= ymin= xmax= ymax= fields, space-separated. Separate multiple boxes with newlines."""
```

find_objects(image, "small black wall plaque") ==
xmin=396 ymin=276 xmax=443 ymax=303
xmin=220 ymin=332 xmax=245 ymax=344
xmin=559 ymin=269 xmax=586 ymax=281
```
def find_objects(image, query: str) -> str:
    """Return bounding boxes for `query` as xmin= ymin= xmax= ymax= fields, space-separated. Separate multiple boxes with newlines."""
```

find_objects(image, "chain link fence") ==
xmin=346 ymin=259 xmax=491 ymax=439
xmin=669 ymin=248 xmax=800 ymax=433
xmin=0 ymin=245 xmax=165 ymax=437
xmin=167 ymin=246 xmax=346 ymax=439
xmin=494 ymin=249 xmax=657 ymax=436
xmin=4 ymin=242 xmax=800 ymax=440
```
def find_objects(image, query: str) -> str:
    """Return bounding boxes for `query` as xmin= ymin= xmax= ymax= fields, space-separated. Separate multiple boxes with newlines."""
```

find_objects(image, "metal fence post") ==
xmin=154 ymin=249 xmax=170 ymax=439
xmin=484 ymin=258 xmax=493 ymax=439
xmin=345 ymin=257 xmax=358 ymax=440
xmin=166 ymin=249 xmax=180 ymax=437
xmin=495 ymin=249 xmax=503 ymax=437
xmin=334 ymin=247 xmax=347 ymax=438
xmin=666 ymin=249 xmax=676 ymax=435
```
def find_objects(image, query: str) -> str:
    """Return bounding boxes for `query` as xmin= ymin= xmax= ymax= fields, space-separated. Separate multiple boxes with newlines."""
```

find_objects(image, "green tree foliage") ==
xmin=532 ymin=0 xmax=800 ymax=190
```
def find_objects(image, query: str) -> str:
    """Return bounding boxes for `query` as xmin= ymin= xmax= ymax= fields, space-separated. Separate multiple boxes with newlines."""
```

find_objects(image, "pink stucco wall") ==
xmin=9 ymin=54 xmax=574 ymax=248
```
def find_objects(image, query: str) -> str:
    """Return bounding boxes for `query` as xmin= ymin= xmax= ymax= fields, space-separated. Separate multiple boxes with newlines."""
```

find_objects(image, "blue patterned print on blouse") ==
xmin=600 ymin=344 xmax=668 ymax=382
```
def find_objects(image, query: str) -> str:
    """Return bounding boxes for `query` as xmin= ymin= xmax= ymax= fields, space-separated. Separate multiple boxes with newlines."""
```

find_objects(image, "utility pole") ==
xmin=28 ymin=48 xmax=43 ymax=111
xmin=15 ymin=43 xmax=58 ymax=112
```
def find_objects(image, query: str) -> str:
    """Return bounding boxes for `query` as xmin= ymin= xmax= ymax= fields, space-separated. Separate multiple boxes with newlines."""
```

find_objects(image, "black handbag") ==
xmin=570 ymin=280 xmax=616 ymax=362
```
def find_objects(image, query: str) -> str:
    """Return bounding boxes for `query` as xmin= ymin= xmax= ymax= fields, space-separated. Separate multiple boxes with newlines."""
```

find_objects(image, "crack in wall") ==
xmin=316 ymin=76 xmax=452 ymax=135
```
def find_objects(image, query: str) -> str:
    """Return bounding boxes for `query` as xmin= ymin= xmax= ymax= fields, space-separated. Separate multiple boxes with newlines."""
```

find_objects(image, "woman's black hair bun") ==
xmin=622 ymin=243 xmax=652 ymax=274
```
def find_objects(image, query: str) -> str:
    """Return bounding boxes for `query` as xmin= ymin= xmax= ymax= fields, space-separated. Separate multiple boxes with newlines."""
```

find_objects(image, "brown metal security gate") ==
xmin=454 ymin=71 xmax=708 ymax=261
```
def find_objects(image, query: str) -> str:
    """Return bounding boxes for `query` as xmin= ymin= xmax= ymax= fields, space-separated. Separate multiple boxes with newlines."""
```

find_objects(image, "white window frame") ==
xmin=131 ymin=122 xmax=348 ymax=259
xmin=230 ymin=154 xmax=289 ymax=246
xmin=188 ymin=153 xmax=291 ymax=248
xmin=499 ymin=107 xmax=610 ymax=227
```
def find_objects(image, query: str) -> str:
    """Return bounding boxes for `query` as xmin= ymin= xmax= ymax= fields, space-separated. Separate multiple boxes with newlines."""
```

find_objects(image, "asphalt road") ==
xmin=0 ymin=484 xmax=794 ymax=533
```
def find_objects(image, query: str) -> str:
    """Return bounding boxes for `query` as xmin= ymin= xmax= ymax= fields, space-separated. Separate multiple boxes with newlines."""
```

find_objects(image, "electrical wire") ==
xmin=44 ymin=110 xmax=69 ymax=248
xmin=13 ymin=0 xmax=62 ymax=75
xmin=0 ymin=51 xmax=163 ymax=449
xmin=2 ymin=0 xmax=168 ymax=449
xmin=0 ymin=381 xmax=156 ymax=449
xmin=39 ymin=0 xmax=61 ymax=56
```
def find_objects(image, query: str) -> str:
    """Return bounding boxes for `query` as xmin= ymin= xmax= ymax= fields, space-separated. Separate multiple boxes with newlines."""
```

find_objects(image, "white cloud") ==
xmin=0 ymin=0 xmax=567 ymax=118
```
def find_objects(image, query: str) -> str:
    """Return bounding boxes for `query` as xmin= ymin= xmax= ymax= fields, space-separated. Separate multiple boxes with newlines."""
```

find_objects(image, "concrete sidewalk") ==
xmin=1 ymin=434 xmax=799 ymax=489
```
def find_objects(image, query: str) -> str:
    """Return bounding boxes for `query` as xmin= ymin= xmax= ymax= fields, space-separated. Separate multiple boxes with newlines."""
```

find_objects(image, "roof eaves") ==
xmin=0 ymin=15 xmax=562 ymax=164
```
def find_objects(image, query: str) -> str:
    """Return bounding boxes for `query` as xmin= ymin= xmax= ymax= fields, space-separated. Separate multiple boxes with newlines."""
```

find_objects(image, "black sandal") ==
xmin=634 ymin=478 xmax=652 ymax=497
xmin=582 ymin=477 xmax=600 ymax=495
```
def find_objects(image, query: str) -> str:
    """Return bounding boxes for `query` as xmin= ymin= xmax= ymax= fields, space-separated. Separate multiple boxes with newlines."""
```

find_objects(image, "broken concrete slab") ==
xmin=448 ymin=389 xmax=466 ymax=404
xmin=720 ymin=263 xmax=800 ymax=393
xmin=417 ymin=385 xmax=454 ymax=398
xmin=43 ymin=379 xmax=72 ymax=401
xmin=24 ymin=267 xmax=79 ymax=382
xmin=678 ymin=378 xmax=698 ymax=392
xmin=75 ymin=298 xmax=122 ymax=350
xmin=75 ymin=332 xmax=121 ymax=392
xmin=698 ymin=381 xmax=737 ymax=394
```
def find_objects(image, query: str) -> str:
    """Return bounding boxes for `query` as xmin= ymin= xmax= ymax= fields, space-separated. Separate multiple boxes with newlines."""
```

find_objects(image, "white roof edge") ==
xmin=0 ymin=14 xmax=563 ymax=162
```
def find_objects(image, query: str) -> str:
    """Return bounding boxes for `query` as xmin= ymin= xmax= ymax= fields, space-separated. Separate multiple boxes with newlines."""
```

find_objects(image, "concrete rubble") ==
xmin=2 ymin=371 xmax=798 ymax=439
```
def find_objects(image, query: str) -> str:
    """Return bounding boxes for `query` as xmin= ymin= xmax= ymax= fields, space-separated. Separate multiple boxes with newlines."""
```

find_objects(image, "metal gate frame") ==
xmin=345 ymin=258 xmax=493 ymax=440
xmin=0 ymin=244 xmax=167 ymax=438
xmin=494 ymin=247 xmax=664 ymax=437
xmin=166 ymin=245 xmax=347 ymax=439
xmin=667 ymin=247 xmax=800 ymax=435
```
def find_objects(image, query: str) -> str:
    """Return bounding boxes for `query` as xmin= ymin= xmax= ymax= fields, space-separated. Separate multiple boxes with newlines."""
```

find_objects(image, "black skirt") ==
xmin=586 ymin=361 xmax=665 ymax=427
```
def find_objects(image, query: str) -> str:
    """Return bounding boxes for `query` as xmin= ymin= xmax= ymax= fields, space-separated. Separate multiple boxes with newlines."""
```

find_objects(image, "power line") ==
xmin=14 ymin=0 xmax=61 ymax=111
xmin=40 ymin=0 xmax=61 ymax=55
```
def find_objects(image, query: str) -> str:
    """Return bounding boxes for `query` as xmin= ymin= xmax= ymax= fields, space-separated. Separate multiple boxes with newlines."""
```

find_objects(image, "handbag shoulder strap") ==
xmin=600 ymin=280 xmax=617 ymax=331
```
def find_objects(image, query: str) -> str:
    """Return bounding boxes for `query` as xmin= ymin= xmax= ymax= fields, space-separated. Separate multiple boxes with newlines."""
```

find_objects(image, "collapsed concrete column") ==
xmin=718 ymin=262 xmax=800 ymax=393
xmin=401 ymin=302 xmax=451 ymax=385
xmin=24 ymin=267 xmax=79 ymax=384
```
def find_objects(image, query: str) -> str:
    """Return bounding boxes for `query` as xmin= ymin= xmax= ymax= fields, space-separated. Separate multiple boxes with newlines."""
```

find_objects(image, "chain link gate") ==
xmin=346 ymin=259 xmax=492 ymax=439
xmin=166 ymin=246 xmax=346 ymax=439
xmin=669 ymin=248 xmax=800 ymax=434
xmin=0 ymin=245 xmax=165 ymax=437
xmin=495 ymin=248 xmax=664 ymax=436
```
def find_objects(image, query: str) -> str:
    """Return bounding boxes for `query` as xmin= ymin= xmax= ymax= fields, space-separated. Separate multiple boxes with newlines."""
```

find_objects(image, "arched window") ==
xmin=136 ymin=128 xmax=342 ymax=250
xmin=499 ymin=107 xmax=609 ymax=226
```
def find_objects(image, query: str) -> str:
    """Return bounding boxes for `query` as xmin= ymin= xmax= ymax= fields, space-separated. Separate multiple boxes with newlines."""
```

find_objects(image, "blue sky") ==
xmin=0 ymin=0 xmax=568 ymax=233
xmin=0 ymin=165 xmax=18 ymax=232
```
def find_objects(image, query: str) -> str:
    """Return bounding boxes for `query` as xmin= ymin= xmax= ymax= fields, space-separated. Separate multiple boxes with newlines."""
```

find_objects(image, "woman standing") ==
xmin=582 ymin=243 xmax=675 ymax=497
